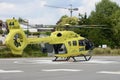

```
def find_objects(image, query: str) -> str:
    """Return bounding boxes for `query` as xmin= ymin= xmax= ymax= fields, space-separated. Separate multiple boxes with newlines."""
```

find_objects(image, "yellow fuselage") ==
xmin=5 ymin=19 xmax=91 ymax=58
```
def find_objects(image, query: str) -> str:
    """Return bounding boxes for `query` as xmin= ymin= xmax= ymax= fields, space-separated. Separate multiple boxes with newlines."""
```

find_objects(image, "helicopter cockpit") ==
xmin=79 ymin=39 xmax=94 ymax=50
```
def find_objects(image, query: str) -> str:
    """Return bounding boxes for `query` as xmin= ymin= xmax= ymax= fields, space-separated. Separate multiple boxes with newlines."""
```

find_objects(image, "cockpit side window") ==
xmin=78 ymin=40 xmax=85 ymax=46
xmin=68 ymin=41 xmax=71 ymax=46
xmin=73 ymin=41 xmax=77 ymax=46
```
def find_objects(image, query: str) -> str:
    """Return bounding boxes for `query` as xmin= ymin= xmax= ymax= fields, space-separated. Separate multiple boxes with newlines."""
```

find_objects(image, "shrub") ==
xmin=0 ymin=44 xmax=47 ymax=58
xmin=23 ymin=44 xmax=47 ymax=57
xmin=110 ymin=49 xmax=120 ymax=55
xmin=93 ymin=47 xmax=120 ymax=56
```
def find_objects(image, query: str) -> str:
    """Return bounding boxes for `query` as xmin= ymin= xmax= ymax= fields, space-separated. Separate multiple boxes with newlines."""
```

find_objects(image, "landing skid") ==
xmin=52 ymin=57 xmax=70 ymax=62
xmin=83 ymin=55 xmax=92 ymax=61
xmin=52 ymin=55 xmax=92 ymax=62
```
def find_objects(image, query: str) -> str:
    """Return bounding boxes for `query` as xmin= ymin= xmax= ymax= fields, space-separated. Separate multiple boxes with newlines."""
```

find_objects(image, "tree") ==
xmin=56 ymin=15 xmax=68 ymax=25
xmin=78 ymin=12 xmax=88 ymax=25
xmin=88 ymin=0 xmax=120 ymax=47
xmin=89 ymin=0 xmax=119 ymax=26
xmin=110 ymin=10 xmax=120 ymax=47
xmin=56 ymin=15 xmax=79 ymax=30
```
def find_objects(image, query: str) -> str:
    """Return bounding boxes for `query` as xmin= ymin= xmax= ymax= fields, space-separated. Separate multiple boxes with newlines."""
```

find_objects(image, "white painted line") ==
xmin=0 ymin=69 xmax=23 ymax=73
xmin=42 ymin=69 xmax=82 ymax=72
xmin=0 ymin=59 xmax=23 ymax=61
xmin=14 ymin=60 xmax=69 ymax=64
xmin=33 ymin=60 xmax=68 ymax=64
xmin=86 ymin=60 xmax=118 ymax=64
xmin=97 ymin=71 xmax=120 ymax=75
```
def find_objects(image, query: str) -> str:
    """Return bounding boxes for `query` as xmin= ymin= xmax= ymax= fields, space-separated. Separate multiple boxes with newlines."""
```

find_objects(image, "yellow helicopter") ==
xmin=4 ymin=18 xmax=94 ymax=61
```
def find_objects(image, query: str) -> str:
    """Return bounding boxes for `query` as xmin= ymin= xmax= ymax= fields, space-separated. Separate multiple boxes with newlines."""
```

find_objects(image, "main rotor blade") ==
xmin=71 ymin=25 xmax=110 ymax=29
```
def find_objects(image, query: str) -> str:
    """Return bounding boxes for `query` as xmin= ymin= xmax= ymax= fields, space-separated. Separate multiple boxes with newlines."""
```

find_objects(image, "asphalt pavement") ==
xmin=0 ymin=56 xmax=120 ymax=80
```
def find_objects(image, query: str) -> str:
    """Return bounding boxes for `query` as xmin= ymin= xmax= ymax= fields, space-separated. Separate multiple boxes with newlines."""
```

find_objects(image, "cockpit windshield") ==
xmin=79 ymin=39 xmax=94 ymax=50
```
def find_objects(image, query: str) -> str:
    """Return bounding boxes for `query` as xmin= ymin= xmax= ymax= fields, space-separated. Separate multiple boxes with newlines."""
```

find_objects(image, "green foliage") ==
xmin=0 ymin=45 xmax=47 ymax=58
xmin=93 ymin=48 xmax=111 ymax=55
xmin=56 ymin=15 xmax=79 ymax=30
xmin=23 ymin=44 xmax=47 ymax=57
xmin=45 ymin=32 xmax=51 ymax=36
xmin=110 ymin=10 xmax=120 ymax=47
xmin=32 ymin=32 xmax=40 ymax=35
xmin=88 ymin=0 xmax=120 ymax=48
xmin=24 ymin=30 xmax=30 ymax=35
xmin=0 ymin=47 xmax=21 ymax=58
xmin=89 ymin=0 xmax=119 ymax=25
xmin=78 ymin=13 xmax=88 ymax=25
xmin=93 ymin=48 xmax=120 ymax=56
